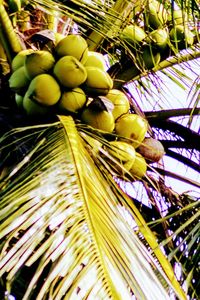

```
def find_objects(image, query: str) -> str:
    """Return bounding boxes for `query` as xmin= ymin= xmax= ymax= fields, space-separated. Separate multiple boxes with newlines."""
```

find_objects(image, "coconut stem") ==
xmin=145 ymin=107 xmax=200 ymax=120
xmin=0 ymin=3 xmax=24 ymax=56
xmin=154 ymin=167 xmax=200 ymax=189
xmin=0 ymin=37 xmax=10 ymax=74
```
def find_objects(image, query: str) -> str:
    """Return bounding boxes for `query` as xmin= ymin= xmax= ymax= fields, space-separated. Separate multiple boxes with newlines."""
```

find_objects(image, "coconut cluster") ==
xmin=9 ymin=33 xmax=165 ymax=181
xmin=120 ymin=0 xmax=196 ymax=69
xmin=9 ymin=34 xmax=115 ymax=116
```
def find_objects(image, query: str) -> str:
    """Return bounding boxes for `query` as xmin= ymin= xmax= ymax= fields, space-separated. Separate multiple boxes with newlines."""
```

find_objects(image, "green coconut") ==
xmin=23 ymin=94 xmax=52 ymax=116
xmin=168 ymin=9 xmax=188 ymax=26
xmin=54 ymin=33 xmax=65 ymax=46
xmin=108 ymin=141 xmax=136 ymax=171
xmin=169 ymin=25 xmax=194 ymax=49
xmin=121 ymin=24 xmax=147 ymax=44
xmin=145 ymin=0 xmax=168 ymax=29
xmin=141 ymin=46 xmax=161 ymax=69
xmin=8 ymin=0 xmax=21 ymax=12
xmin=15 ymin=93 xmax=24 ymax=110
xmin=146 ymin=28 xmax=169 ymax=50
xmin=84 ymin=51 xmax=107 ymax=71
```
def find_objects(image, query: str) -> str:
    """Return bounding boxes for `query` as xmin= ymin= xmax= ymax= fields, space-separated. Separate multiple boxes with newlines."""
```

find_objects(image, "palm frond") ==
xmin=187 ymin=75 xmax=200 ymax=128
xmin=148 ymin=197 xmax=200 ymax=299
xmin=0 ymin=116 xmax=185 ymax=300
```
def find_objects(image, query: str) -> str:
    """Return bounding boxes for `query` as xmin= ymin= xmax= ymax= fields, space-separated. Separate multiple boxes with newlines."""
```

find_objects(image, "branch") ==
xmin=165 ymin=149 xmax=200 ymax=173
xmin=161 ymin=140 xmax=195 ymax=149
xmin=153 ymin=167 xmax=200 ymax=189
xmin=145 ymin=108 xmax=200 ymax=121
xmin=148 ymin=120 xmax=200 ymax=151
xmin=110 ymin=45 xmax=200 ymax=88
xmin=152 ymin=46 xmax=200 ymax=73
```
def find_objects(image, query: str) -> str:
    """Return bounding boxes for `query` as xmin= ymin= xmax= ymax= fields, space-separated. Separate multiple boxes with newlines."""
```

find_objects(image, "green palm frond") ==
xmin=148 ymin=197 xmax=200 ymax=298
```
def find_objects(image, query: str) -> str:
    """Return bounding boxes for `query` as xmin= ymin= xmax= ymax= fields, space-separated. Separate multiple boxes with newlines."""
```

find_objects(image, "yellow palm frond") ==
xmin=0 ymin=116 xmax=185 ymax=299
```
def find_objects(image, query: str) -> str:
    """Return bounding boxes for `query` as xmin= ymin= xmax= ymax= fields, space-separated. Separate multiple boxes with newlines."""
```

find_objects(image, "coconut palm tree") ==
xmin=0 ymin=0 xmax=199 ymax=299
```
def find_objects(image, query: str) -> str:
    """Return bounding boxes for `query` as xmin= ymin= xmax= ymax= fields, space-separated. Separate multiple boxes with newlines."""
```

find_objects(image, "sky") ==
xmin=128 ymin=58 xmax=200 ymax=196
xmin=157 ymin=60 xmax=199 ymax=195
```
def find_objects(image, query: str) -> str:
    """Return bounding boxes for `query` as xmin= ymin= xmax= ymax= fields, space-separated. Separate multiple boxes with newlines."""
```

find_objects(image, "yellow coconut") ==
xmin=58 ymin=87 xmax=87 ymax=113
xmin=25 ymin=74 xmax=61 ymax=106
xmin=130 ymin=152 xmax=147 ymax=179
xmin=115 ymin=113 xmax=148 ymax=148
xmin=105 ymin=89 xmax=130 ymax=120
xmin=108 ymin=141 xmax=136 ymax=171
xmin=81 ymin=108 xmax=115 ymax=133
xmin=53 ymin=55 xmax=87 ymax=88
xmin=24 ymin=50 xmax=55 ymax=79
xmin=84 ymin=51 xmax=107 ymax=71
xmin=84 ymin=66 xmax=113 ymax=96
xmin=11 ymin=49 xmax=34 ymax=72
xmin=55 ymin=34 xmax=88 ymax=63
